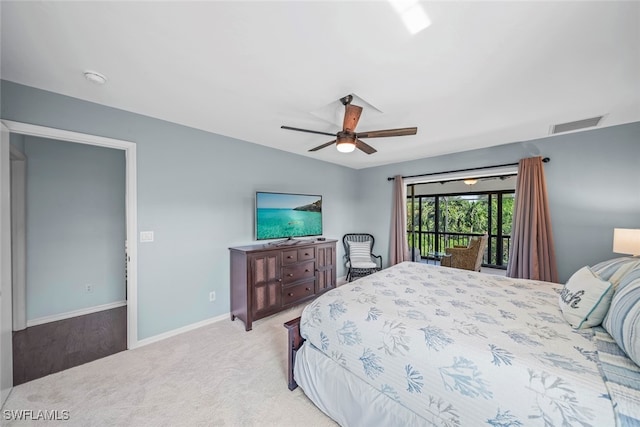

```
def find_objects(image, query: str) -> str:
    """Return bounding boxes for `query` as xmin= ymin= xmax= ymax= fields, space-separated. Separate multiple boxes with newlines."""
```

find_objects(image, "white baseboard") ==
xmin=26 ymin=300 xmax=127 ymax=328
xmin=134 ymin=312 xmax=229 ymax=349
xmin=134 ymin=276 xmax=347 ymax=347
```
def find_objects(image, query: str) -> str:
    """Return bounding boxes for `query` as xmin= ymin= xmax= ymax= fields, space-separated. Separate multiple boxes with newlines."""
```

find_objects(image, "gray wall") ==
xmin=23 ymin=137 xmax=126 ymax=321
xmin=1 ymin=81 xmax=359 ymax=340
xmin=356 ymin=121 xmax=640 ymax=282
xmin=9 ymin=133 xmax=24 ymax=152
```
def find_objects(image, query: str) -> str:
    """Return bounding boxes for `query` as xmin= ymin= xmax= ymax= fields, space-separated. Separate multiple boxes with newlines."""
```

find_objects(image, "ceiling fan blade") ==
xmin=309 ymin=140 xmax=336 ymax=152
xmin=343 ymin=104 xmax=363 ymax=132
xmin=356 ymin=127 xmax=418 ymax=139
xmin=281 ymin=125 xmax=336 ymax=137
xmin=356 ymin=139 xmax=377 ymax=155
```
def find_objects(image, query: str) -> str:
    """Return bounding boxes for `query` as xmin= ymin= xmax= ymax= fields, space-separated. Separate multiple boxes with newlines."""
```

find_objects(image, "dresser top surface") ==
xmin=229 ymin=238 xmax=337 ymax=253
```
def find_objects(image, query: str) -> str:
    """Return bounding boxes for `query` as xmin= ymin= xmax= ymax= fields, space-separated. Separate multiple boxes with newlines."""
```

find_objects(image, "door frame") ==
xmin=10 ymin=144 xmax=26 ymax=331
xmin=1 ymin=120 xmax=139 ymax=349
xmin=1 ymin=123 xmax=12 ymax=405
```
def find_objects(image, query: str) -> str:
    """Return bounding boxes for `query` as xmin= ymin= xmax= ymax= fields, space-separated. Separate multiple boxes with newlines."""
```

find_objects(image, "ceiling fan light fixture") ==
xmin=336 ymin=135 xmax=356 ymax=153
xmin=463 ymin=178 xmax=478 ymax=186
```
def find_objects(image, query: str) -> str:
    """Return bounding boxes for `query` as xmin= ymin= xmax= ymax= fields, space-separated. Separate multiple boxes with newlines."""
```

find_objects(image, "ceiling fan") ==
xmin=281 ymin=95 xmax=417 ymax=154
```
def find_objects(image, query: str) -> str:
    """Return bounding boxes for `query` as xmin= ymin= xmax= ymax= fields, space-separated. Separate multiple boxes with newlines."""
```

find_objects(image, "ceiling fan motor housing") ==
xmin=338 ymin=130 xmax=356 ymax=139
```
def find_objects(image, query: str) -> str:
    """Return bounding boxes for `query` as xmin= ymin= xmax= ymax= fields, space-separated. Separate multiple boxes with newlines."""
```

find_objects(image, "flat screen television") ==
xmin=255 ymin=192 xmax=322 ymax=241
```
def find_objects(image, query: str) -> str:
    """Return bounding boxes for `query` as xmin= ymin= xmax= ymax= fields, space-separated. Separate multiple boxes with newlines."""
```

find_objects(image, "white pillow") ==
xmin=349 ymin=241 xmax=375 ymax=268
xmin=559 ymin=266 xmax=613 ymax=329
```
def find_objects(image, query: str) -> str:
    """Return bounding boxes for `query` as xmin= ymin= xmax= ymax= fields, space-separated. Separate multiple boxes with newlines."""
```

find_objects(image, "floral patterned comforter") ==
xmin=300 ymin=262 xmax=616 ymax=427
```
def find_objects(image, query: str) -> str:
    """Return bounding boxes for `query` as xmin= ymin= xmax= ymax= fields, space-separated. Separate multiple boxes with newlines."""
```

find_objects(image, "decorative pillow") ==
xmin=590 ymin=257 xmax=640 ymax=290
xmin=603 ymin=267 xmax=640 ymax=366
xmin=349 ymin=241 xmax=376 ymax=268
xmin=559 ymin=266 xmax=614 ymax=329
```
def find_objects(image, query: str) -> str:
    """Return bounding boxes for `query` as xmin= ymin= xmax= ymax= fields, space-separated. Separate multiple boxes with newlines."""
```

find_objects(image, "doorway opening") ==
xmin=1 ymin=120 xmax=138 ymax=386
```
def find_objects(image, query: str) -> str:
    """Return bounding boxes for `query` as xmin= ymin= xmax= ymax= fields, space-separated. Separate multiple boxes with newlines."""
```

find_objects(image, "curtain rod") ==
xmin=386 ymin=157 xmax=550 ymax=181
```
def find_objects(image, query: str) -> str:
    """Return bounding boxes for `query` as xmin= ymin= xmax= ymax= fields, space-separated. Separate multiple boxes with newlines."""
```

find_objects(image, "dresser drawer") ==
xmin=282 ymin=250 xmax=298 ymax=264
xmin=298 ymin=247 xmax=315 ymax=261
xmin=282 ymin=261 xmax=315 ymax=284
xmin=282 ymin=280 xmax=315 ymax=305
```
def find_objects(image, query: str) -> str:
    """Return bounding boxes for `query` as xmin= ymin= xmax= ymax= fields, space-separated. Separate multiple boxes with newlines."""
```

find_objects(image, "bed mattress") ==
xmin=296 ymin=262 xmax=616 ymax=426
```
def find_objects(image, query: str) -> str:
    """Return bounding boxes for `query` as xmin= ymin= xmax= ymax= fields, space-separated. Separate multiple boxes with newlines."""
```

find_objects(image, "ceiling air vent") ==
xmin=551 ymin=116 xmax=603 ymax=134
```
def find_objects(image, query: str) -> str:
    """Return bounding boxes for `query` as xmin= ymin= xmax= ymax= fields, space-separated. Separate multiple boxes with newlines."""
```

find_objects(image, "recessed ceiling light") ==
xmin=83 ymin=70 xmax=107 ymax=85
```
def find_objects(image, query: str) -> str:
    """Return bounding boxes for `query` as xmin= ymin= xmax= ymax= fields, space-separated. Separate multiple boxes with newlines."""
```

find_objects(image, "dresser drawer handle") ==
xmin=288 ymin=292 xmax=294 ymax=297
xmin=287 ymin=255 xmax=293 ymax=259
xmin=304 ymin=253 xmax=309 ymax=256
xmin=305 ymin=269 xmax=310 ymax=272
xmin=305 ymin=287 xmax=311 ymax=291
xmin=288 ymin=273 xmax=294 ymax=277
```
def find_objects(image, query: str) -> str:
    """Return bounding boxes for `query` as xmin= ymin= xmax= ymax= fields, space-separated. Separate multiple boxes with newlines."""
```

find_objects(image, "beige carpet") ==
xmin=2 ymin=305 xmax=337 ymax=427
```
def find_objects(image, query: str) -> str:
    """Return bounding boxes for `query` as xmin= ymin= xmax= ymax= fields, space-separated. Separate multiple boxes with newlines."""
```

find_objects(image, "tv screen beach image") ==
xmin=256 ymin=193 xmax=322 ymax=240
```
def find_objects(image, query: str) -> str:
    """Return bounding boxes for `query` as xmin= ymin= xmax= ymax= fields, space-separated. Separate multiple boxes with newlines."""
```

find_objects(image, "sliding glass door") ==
xmin=407 ymin=190 xmax=514 ymax=268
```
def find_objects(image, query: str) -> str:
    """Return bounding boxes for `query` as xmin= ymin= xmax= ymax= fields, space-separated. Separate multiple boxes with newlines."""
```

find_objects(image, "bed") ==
xmin=284 ymin=260 xmax=640 ymax=427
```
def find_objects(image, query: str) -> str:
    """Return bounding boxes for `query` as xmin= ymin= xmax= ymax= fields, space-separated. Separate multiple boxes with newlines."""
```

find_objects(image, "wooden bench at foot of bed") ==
xmin=283 ymin=317 xmax=304 ymax=391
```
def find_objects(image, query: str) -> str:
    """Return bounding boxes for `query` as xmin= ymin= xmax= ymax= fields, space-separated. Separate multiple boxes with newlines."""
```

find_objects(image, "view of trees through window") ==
xmin=407 ymin=191 xmax=515 ymax=268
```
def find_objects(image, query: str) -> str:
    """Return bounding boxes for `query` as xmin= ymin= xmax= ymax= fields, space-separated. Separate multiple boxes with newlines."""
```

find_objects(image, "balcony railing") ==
xmin=407 ymin=230 xmax=511 ymax=268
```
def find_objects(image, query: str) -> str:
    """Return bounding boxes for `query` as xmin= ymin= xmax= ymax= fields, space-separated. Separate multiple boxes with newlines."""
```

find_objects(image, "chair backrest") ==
xmin=343 ymin=233 xmax=375 ymax=263
xmin=470 ymin=234 xmax=489 ymax=271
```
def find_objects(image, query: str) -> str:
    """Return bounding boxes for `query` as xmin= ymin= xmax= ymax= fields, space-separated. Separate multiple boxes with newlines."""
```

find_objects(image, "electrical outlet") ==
xmin=85 ymin=284 xmax=93 ymax=293
xmin=209 ymin=291 xmax=216 ymax=302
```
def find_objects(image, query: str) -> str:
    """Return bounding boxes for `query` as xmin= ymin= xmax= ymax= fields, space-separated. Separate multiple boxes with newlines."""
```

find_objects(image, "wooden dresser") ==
xmin=229 ymin=239 xmax=337 ymax=331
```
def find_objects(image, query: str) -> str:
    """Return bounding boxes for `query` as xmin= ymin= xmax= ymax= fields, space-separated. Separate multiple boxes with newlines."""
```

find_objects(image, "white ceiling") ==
xmin=1 ymin=1 xmax=639 ymax=169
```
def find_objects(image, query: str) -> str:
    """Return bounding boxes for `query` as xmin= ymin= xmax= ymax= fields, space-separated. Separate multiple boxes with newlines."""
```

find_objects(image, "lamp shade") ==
xmin=613 ymin=228 xmax=640 ymax=256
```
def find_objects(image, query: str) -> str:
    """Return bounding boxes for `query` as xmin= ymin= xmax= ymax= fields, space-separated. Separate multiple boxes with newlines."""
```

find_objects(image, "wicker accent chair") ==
xmin=343 ymin=233 xmax=383 ymax=282
xmin=440 ymin=233 xmax=489 ymax=272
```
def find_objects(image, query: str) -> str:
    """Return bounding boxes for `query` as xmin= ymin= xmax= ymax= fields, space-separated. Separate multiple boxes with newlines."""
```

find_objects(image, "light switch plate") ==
xmin=140 ymin=231 xmax=154 ymax=242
